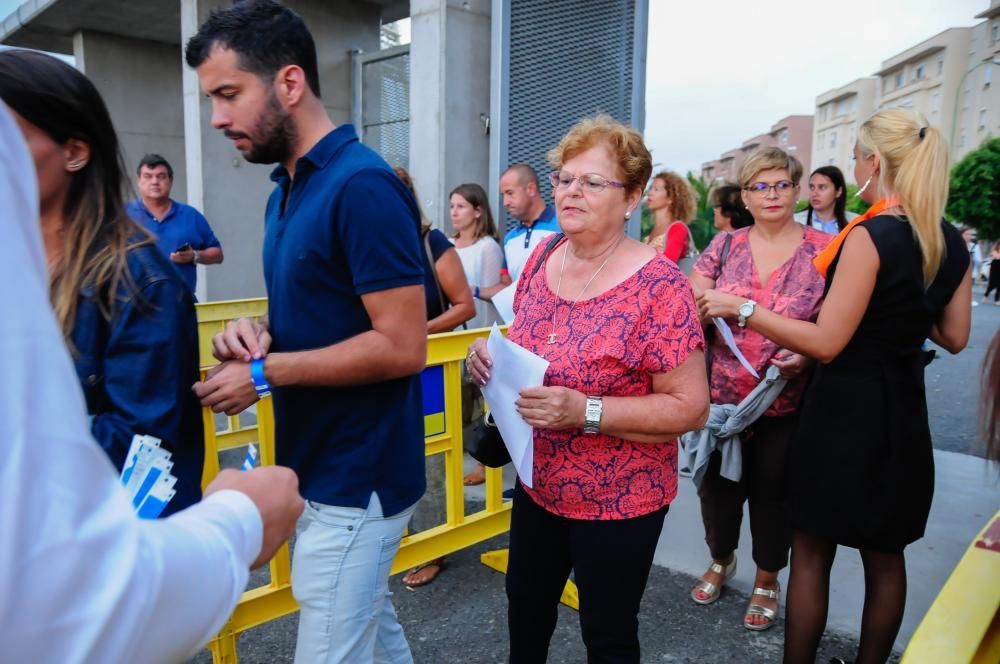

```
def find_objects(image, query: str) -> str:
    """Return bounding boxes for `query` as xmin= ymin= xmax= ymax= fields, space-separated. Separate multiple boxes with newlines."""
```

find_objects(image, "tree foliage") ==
xmin=947 ymin=137 xmax=1000 ymax=240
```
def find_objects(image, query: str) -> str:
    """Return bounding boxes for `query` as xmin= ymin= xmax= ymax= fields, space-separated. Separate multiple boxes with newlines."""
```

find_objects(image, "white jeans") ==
xmin=291 ymin=492 xmax=415 ymax=664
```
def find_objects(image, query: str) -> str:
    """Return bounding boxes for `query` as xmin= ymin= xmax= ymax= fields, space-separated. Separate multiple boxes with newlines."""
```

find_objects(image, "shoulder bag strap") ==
xmin=424 ymin=229 xmax=467 ymax=330
xmin=524 ymin=232 xmax=566 ymax=284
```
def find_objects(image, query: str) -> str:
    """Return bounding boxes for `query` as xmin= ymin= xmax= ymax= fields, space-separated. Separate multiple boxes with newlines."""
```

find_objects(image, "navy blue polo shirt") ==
xmin=263 ymin=124 xmax=426 ymax=515
xmin=126 ymin=199 xmax=221 ymax=293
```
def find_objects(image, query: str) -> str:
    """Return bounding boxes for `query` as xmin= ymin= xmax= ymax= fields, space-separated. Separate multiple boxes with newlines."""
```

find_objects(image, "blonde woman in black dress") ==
xmin=699 ymin=108 xmax=972 ymax=664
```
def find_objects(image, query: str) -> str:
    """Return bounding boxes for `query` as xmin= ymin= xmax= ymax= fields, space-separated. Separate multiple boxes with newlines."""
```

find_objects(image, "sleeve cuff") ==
xmin=200 ymin=489 xmax=264 ymax=567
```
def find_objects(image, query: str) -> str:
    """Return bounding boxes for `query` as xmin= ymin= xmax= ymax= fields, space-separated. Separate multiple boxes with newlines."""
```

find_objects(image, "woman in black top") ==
xmin=699 ymin=108 xmax=971 ymax=664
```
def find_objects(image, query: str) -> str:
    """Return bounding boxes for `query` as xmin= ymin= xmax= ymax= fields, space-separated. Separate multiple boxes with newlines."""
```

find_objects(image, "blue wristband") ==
xmin=474 ymin=286 xmax=480 ymax=300
xmin=250 ymin=358 xmax=270 ymax=399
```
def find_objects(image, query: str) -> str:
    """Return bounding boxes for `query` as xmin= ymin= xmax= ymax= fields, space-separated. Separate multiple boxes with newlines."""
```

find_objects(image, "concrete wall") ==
xmin=181 ymin=0 xmax=381 ymax=301
xmin=410 ymin=0 xmax=491 ymax=231
xmin=74 ymin=31 xmax=187 ymax=202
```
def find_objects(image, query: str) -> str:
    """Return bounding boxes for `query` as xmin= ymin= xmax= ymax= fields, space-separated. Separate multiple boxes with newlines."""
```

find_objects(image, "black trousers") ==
xmin=506 ymin=482 xmax=668 ymax=664
xmin=696 ymin=414 xmax=796 ymax=572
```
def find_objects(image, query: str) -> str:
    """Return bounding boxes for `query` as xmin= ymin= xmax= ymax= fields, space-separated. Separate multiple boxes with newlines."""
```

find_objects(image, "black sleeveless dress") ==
xmin=788 ymin=215 xmax=969 ymax=552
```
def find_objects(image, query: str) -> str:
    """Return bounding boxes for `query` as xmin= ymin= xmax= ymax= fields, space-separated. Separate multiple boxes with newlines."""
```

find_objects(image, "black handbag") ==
xmin=466 ymin=411 xmax=510 ymax=467
xmin=463 ymin=232 xmax=565 ymax=467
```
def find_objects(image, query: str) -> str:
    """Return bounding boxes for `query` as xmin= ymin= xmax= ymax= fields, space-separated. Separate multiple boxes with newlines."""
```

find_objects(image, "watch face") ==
xmin=739 ymin=302 xmax=754 ymax=316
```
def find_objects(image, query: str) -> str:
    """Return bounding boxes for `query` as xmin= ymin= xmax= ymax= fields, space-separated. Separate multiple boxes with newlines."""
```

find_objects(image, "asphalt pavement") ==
xmin=192 ymin=284 xmax=999 ymax=664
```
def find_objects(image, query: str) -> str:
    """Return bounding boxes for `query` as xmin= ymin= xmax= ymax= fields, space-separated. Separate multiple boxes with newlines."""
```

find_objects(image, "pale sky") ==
xmin=0 ymin=0 xmax=989 ymax=176
xmin=645 ymin=0 xmax=990 ymax=174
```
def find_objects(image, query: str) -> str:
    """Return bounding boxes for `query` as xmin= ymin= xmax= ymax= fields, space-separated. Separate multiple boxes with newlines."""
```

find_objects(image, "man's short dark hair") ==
xmin=138 ymin=153 xmax=173 ymax=179
xmin=184 ymin=0 xmax=321 ymax=98
xmin=503 ymin=163 xmax=539 ymax=187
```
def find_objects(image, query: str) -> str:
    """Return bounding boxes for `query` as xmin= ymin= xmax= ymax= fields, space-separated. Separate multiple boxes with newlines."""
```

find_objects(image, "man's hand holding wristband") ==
xmin=250 ymin=358 xmax=270 ymax=399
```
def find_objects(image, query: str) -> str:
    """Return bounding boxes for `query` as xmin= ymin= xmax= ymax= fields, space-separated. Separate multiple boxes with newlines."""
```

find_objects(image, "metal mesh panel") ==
xmin=361 ymin=51 xmax=410 ymax=168
xmin=505 ymin=0 xmax=635 ymax=228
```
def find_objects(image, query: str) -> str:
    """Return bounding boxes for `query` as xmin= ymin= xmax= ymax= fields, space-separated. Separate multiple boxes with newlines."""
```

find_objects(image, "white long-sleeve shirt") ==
xmin=0 ymin=102 xmax=263 ymax=663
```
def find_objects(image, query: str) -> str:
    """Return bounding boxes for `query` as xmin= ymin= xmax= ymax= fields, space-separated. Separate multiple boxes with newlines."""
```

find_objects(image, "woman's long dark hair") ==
xmin=803 ymin=165 xmax=850 ymax=230
xmin=0 ymin=49 xmax=149 ymax=340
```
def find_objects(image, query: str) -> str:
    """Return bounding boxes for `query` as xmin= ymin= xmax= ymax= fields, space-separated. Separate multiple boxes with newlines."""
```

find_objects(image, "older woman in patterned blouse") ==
xmin=465 ymin=115 xmax=709 ymax=663
xmin=687 ymin=147 xmax=832 ymax=632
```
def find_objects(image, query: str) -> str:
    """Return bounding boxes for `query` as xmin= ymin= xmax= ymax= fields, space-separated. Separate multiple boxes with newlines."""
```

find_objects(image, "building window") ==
xmin=992 ymin=23 xmax=999 ymax=45
xmin=896 ymin=70 xmax=905 ymax=88
xmin=985 ymin=66 xmax=993 ymax=89
xmin=828 ymin=158 xmax=835 ymax=165
xmin=830 ymin=131 xmax=838 ymax=148
xmin=931 ymin=93 xmax=941 ymax=114
xmin=778 ymin=128 xmax=789 ymax=145
xmin=913 ymin=64 xmax=926 ymax=81
xmin=959 ymin=130 xmax=967 ymax=147
xmin=938 ymin=56 xmax=944 ymax=75
xmin=836 ymin=98 xmax=849 ymax=116
xmin=818 ymin=132 xmax=825 ymax=149
xmin=980 ymin=108 xmax=988 ymax=130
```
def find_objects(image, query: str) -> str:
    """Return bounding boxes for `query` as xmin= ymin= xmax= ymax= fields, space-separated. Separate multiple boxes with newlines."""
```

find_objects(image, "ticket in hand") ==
xmin=121 ymin=434 xmax=177 ymax=519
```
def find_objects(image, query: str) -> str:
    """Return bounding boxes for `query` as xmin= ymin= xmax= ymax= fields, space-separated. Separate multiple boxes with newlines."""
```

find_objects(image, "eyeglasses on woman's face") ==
xmin=549 ymin=171 xmax=625 ymax=193
xmin=745 ymin=180 xmax=796 ymax=197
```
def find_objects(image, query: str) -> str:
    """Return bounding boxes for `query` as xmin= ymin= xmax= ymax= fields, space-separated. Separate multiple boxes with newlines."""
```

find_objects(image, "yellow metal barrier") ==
xmin=196 ymin=301 xmax=512 ymax=663
xmin=902 ymin=509 xmax=1000 ymax=664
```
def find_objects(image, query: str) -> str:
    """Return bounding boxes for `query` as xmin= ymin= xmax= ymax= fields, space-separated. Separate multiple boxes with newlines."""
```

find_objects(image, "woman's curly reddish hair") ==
xmin=547 ymin=114 xmax=652 ymax=195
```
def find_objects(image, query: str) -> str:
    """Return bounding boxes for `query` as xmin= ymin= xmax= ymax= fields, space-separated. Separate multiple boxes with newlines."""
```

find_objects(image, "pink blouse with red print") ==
xmin=693 ymin=226 xmax=832 ymax=416
xmin=508 ymin=240 xmax=704 ymax=521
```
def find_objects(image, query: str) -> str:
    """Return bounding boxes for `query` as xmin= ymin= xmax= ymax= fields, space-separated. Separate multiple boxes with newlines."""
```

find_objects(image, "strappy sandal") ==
xmin=690 ymin=554 xmax=737 ymax=605
xmin=744 ymin=583 xmax=780 ymax=631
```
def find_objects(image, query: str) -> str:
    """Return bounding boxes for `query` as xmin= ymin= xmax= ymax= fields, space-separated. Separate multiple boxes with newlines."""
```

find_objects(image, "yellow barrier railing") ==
xmin=196 ymin=301 xmax=512 ymax=663
xmin=901 ymin=509 xmax=1000 ymax=663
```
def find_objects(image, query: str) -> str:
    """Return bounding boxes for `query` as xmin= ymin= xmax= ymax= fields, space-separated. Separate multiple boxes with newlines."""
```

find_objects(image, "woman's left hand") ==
xmin=516 ymin=386 xmax=587 ymax=430
xmin=697 ymin=289 xmax=746 ymax=320
xmin=770 ymin=350 xmax=812 ymax=380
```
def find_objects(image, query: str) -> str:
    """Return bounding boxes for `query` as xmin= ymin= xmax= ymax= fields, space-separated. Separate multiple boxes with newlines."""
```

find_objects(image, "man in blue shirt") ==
xmin=126 ymin=154 xmax=223 ymax=294
xmin=481 ymin=164 xmax=560 ymax=302
xmin=186 ymin=2 xmax=427 ymax=662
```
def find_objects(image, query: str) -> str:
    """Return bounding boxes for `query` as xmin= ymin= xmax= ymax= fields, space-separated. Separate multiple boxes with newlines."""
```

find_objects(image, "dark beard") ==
xmin=242 ymin=89 xmax=297 ymax=165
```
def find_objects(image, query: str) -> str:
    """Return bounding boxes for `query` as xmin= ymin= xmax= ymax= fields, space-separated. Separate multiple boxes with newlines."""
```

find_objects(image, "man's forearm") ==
xmin=196 ymin=247 xmax=224 ymax=265
xmin=263 ymin=328 xmax=426 ymax=388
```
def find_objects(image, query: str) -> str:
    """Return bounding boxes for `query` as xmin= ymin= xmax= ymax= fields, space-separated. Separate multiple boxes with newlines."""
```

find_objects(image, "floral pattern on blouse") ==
xmin=508 ymin=240 xmax=704 ymax=520
xmin=693 ymin=226 xmax=832 ymax=416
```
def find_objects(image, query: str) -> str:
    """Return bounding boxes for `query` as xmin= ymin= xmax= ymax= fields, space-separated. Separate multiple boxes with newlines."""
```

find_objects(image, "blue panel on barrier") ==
xmin=421 ymin=365 xmax=446 ymax=437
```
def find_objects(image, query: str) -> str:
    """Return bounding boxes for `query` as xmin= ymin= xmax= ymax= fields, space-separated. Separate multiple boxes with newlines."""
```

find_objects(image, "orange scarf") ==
xmin=813 ymin=198 xmax=896 ymax=278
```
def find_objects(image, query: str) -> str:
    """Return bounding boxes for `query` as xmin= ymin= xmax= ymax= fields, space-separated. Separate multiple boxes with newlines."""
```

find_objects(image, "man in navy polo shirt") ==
xmin=126 ymin=154 xmax=223 ymax=295
xmin=186 ymin=2 xmax=427 ymax=662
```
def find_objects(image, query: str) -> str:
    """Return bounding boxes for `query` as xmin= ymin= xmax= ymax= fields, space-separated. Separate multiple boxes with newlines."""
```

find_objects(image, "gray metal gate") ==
xmin=489 ymin=0 xmax=649 ymax=234
xmin=351 ymin=44 xmax=410 ymax=169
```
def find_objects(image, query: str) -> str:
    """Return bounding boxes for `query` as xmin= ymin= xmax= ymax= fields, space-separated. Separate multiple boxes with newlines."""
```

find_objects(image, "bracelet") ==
xmin=474 ymin=286 xmax=480 ymax=300
xmin=250 ymin=358 xmax=270 ymax=399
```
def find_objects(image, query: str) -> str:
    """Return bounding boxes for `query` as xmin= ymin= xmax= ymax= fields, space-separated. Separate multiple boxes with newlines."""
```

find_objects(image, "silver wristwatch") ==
xmin=737 ymin=299 xmax=756 ymax=328
xmin=583 ymin=396 xmax=603 ymax=435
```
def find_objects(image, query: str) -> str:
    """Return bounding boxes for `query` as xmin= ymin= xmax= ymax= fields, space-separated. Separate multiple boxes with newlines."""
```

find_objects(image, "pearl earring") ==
xmin=624 ymin=210 xmax=631 ymax=220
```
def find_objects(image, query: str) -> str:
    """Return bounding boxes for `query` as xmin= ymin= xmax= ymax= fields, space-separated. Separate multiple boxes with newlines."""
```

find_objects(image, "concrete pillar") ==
xmin=73 ymin=31 xmax=187 ymax=201
xmin=179 ymin=0 xmax=381 ymax=301
xmin=410 ymin=0 xmax=491 ymax=231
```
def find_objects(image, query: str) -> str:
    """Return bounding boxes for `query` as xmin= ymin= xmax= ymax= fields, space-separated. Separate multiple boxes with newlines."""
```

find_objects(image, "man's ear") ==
xmin=276 ymin=64 xmax=309 ymax=107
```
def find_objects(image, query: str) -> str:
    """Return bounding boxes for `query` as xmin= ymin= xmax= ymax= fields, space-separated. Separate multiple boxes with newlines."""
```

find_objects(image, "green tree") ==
xmin=947 ymin=137 xmax=1000 ymax=240
xmin=844 ymin=184 xmax=872 ymax=217
xmin=686 ymin=172 xmax=714 ymax=249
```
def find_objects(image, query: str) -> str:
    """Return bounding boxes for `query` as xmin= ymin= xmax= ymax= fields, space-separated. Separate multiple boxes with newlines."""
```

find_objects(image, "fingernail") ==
xmin=486 ymin=360 xmax=493 ymax=368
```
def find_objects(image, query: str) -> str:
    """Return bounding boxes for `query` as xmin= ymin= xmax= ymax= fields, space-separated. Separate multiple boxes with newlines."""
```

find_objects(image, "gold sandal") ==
xmin=744 ymin=583 xmax=780 ymax=631
xmin=690 ymin=554 xmax=737 ymax=605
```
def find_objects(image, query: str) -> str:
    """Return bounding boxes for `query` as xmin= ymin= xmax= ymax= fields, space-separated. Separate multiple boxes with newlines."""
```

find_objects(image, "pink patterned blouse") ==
xmin=508 ymin=240 xmax=704 ymax=520
xmin=693 ymin=226 xmax=832 ymax=416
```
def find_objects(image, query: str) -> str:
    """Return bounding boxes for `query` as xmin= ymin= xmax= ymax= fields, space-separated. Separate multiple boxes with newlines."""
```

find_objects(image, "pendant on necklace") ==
xmin=547 ymin=332 xmax=557 ymax=344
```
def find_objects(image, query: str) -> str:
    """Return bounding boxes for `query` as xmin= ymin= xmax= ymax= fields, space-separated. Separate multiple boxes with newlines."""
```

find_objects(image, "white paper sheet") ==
xmin=491 ymin=283 xmax=517 ymax=324
xmin=480 ymin=324 xmax=549 ymax=487
xmin=712 ymin=317 xmax=759 ymax=379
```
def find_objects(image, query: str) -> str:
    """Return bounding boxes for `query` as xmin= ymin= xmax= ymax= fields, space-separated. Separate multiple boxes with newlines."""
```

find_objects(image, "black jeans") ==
xmin=696 ymin=414 xmax=796 ymax=572
xmin=506 ymin=482 xmax=668 ymax=664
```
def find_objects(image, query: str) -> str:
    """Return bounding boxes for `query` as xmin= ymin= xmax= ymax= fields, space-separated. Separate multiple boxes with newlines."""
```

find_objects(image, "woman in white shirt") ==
xmin=793 ymin=165 xmax=858 ymax=234
xmin=450 ymin=183 xmax=509 ymax=329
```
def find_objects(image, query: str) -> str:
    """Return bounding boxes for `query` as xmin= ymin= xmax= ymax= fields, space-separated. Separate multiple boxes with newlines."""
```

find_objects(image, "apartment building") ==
xmin=811 ymin=0 xmax=1000 ymax=176
xmin=702 ymin=115 xmax=813 ymax=186
xmin=812 ymin=78 xmax=878 ymax=171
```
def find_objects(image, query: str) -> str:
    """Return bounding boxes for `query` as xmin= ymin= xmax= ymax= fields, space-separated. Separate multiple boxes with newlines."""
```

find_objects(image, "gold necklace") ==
xmin=548 ymin=234 xmax=626 ymax=345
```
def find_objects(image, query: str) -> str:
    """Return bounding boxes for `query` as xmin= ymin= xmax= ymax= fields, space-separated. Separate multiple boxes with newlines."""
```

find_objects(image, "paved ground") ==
xmin=193 ymin=284 xmax=999 ymax=663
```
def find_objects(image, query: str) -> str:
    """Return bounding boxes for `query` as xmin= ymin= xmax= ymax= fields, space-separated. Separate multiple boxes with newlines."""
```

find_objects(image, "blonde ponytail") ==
xmin=856 ymin=109 xmax=949 ymax=287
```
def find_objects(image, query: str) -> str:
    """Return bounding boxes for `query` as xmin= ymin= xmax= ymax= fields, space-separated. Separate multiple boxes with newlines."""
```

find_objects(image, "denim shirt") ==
xmin=71 ymin=242 xmax=204 ymax=516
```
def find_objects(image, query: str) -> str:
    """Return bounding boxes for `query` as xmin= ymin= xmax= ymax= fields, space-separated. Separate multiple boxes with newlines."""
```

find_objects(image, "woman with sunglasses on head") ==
xmin=0 ymin=49 xmax=204 ymax=516
xmin=699 ymin=109 xmax=971 ymax=663
xmin=687 ymin=147 xmax=833 ymax=632
xmin=465 ymin=115 xmax=709 ymax=663
xmin=794 ymin=165 xmax=859 ymax=235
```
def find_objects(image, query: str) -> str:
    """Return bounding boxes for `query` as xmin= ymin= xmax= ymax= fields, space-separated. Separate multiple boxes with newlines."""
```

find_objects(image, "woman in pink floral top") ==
xmin=688 ymin=147 xmax=832 ymax=632
xmin=466 ymin=116 xmax=709 ymax=663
